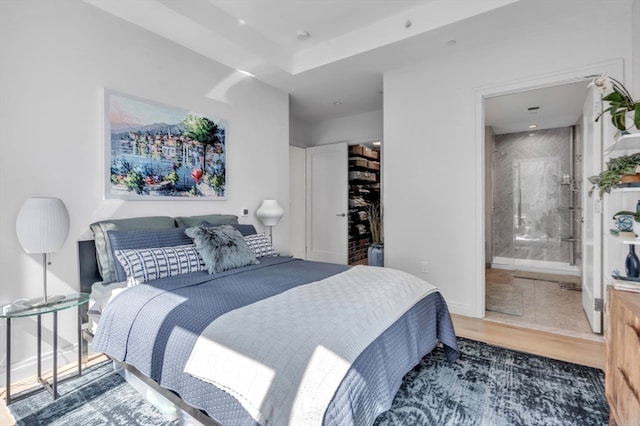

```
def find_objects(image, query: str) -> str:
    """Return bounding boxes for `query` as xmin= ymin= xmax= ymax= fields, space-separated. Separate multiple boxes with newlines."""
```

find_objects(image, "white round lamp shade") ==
xmin=256 ymin=200 xmax=284 ymax=226
xmin=16 ymin=197 xmax=70 ymax=253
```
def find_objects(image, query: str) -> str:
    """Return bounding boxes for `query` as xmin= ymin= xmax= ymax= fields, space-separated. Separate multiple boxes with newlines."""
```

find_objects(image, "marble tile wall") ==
xmin=492 ymin=127 xmax=580 ymax=265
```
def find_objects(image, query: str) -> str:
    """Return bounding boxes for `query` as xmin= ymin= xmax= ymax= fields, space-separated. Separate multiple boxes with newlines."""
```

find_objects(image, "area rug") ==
xmin=374 ymin=338 xmax=608 ymax=426
xmin=9 ymin=339 xmax=608 ymax=426
xmin=8 ymin=361 xmax=177 ymax=425
xmin=486 ymin=281 xmax=524 ymax=316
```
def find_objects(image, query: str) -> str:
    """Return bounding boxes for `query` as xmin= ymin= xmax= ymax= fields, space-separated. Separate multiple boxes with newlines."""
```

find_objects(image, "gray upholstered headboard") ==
xmin=78 ymin=239 xmax=100 ymax=299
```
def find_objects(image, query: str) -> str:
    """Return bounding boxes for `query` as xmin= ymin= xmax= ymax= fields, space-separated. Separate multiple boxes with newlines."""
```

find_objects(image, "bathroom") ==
xmin=483 ymin=81 xmax=600 ymax=341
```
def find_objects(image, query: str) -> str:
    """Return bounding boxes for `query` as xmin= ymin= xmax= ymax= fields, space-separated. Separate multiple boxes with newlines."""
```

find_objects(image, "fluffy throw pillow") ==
xmin=243 ymin=233 xmax=277 ymax=258
xmin=114 ymin=244 xmax=205 ymax=286
xmin=185 ymin=225 xmax=259 ymax=274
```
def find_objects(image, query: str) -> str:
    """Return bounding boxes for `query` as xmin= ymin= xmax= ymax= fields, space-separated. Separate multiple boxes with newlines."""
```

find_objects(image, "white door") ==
xmin=581 ymin=86 xmax=604 ymax=333
xmin=306 ymin=143 xmax=348 ymax=263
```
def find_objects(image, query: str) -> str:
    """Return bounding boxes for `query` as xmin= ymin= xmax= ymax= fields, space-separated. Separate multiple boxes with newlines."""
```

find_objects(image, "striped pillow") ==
xmin=243 ymin=233 xmax=277 ymax=258
xmin=114 ymin=244 xmax=205 ymax=286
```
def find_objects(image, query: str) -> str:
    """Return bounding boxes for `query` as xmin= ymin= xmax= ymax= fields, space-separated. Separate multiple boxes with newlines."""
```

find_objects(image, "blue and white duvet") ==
xmin=93 ymin=257 xmax=459 ymax=425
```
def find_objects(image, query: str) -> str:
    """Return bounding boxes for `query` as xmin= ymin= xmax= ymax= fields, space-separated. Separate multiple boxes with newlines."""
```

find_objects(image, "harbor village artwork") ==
xmin=104 ymin=90 xmax=226 ymax=200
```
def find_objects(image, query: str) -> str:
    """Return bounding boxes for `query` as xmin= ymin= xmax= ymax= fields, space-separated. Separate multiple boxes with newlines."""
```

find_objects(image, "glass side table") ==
xmin=1 ymin=293 xmax=90 ymax=404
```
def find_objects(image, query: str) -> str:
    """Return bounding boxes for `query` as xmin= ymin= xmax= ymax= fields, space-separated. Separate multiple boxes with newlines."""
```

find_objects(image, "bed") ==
xmin=80 ymin=214 xmax=459 ymax=426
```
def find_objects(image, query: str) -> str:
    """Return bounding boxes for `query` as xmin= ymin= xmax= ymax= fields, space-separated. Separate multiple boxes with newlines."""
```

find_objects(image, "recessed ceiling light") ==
xmin=333 ymin=101 xmax=342 ymax=105
xmin=529 ymin=124 xmax=537 ymax=129
xmin=529 ymin=133 xmax=536 ymax=137
xmin=445 ymin=40 xmax=457 ymax=47
xmin=296 ymin=30 xmax=310 ymax=41
xmin=238 ymin=19 xmax=246 ymax=25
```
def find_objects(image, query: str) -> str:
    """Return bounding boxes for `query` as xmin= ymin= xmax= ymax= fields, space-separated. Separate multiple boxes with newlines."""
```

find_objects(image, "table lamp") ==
xmin=15 ymin=197 xmax=70 ymax=307
xmin=256 ymin=200 xmax=284 ymax=243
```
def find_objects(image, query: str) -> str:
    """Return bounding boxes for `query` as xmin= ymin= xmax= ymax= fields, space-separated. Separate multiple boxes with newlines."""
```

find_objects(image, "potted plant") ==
xmin=366 ymin=201 xmax=384 ymax=266
xmin=590 ymin=73 xmax=640 ymax=134
xmin=588 ymin=152 xmax=640 ymax=197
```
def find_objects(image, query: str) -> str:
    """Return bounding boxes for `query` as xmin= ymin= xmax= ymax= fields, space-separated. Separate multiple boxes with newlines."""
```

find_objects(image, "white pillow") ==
xmin=114 ymin=244 xmax=205 ymax=286
xmin=243 ymin=233 xmax=277 ymax=258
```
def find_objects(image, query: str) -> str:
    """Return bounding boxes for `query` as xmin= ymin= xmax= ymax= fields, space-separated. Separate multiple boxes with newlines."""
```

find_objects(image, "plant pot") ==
xmin=368 ymin=244 xmax=384 ymax=267
xmin=616 ymin=214 xmax=634 ymax=232
xmin=620 ymin=174 xmax=640 ymax=183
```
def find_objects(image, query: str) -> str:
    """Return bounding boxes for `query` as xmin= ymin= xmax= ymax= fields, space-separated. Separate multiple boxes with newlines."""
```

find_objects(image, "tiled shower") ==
xmin=490 ymin=126 xmax=582 ymax=275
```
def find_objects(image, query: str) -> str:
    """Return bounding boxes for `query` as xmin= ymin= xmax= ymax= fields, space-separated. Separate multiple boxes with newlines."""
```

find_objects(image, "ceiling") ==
xmin=485 ymin=80 xmax=591 ymax=135
xmin=83 ymin=0 xmax=592 ymax=132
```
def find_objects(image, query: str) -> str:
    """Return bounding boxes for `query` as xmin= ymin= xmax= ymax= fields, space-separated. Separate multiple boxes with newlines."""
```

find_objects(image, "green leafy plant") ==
xmin=590 ymin=74 xmax=640 ymax=132
xmin=588 ymin=152 xmax=640 ymax=197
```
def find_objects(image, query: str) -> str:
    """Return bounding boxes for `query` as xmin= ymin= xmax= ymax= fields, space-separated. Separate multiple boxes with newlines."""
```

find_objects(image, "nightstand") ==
xmin=1 ymin=293 xmax=90 ymax=404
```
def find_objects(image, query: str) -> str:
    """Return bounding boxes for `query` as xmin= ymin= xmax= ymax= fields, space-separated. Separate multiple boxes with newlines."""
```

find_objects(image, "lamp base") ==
xmin=22 ymin=295 xmax=66 ymax=308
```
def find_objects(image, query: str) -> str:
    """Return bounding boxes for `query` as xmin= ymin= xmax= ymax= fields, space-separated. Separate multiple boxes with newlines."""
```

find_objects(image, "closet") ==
xmin=348 ymin=144 xmax=380 ymax=264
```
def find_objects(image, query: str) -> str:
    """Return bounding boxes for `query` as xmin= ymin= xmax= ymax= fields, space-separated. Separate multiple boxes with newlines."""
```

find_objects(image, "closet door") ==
xmin=306 ymin=143 xmax=348 ymax=264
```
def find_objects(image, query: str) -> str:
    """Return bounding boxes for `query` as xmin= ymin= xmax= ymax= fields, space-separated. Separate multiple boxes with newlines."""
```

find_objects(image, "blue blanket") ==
xmin=93 ymin=257 xmax=459 ymax=425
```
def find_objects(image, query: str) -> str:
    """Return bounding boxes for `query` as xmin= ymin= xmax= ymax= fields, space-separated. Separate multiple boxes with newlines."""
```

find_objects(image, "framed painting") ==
xmin=103 ymin=90 xmax=226 ymax=200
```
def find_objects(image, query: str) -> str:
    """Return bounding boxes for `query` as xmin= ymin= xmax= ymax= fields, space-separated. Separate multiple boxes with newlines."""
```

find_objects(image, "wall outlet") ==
xmin=420 ymin=261 xmax=429 ymax=273
xmin=241 ymin=208 xmax=249 ymax=217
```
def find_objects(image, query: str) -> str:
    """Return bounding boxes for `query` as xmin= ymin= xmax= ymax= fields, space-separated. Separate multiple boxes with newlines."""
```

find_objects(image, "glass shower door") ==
xmin=512 ymin=158 xmax=563 ymax=264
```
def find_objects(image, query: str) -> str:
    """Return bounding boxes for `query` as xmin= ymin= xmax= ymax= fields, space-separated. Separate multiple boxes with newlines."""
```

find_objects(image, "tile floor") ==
xmin=484 ymin=268 xmax=604 ymax=342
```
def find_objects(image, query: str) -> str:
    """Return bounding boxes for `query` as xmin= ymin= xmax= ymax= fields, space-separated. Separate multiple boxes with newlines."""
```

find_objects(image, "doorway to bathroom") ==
xmin=483 ymin=81 xmax=602 ymax=341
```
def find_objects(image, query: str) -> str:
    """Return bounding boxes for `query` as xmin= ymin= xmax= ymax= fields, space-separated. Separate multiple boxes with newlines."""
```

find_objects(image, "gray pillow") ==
xmin=201 ymin=221 xmax=257 ymax=237
xmin=174 ymin=214 xmax=238 ymax=228
xmin=185 ymin=224 xmax=258 ymax=274
xmin=90 ymin=216 xmax=176 ymax=283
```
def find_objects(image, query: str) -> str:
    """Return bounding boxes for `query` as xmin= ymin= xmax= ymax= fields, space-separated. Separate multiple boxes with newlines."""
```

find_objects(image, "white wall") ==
xmin=290 ymin=117 xmax=312 ymax=148
xmin=0 ymin=0 xmax=289 ymax=381
xmin=310 ymin=110 xmax=383 ymax=146
xmin=384 ymin=0 xmax=634 ymax=317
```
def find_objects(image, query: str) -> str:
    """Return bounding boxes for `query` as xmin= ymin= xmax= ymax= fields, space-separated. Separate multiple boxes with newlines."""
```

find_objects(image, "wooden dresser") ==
xmin=606 ymin=286 xmax=640 ymax=425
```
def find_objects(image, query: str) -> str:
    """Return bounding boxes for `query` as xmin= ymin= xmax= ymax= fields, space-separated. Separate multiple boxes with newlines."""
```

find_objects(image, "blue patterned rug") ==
xmin=375 ymin=338 xmax=608 ymax=426
xmin=8 ymin=361 xmax=178 ymax=425
xmin=8 ymin=338 xmax=608 ymax=425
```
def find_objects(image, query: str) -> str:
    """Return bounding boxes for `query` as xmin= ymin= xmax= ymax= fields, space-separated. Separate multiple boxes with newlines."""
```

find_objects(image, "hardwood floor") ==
xmin=452 ymin=314 xmax=605 ymax=370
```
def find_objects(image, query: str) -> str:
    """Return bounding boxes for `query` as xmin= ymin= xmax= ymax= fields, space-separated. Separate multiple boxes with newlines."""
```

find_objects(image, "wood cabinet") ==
xmin=606 ymin=286 xmax=640 ymax=425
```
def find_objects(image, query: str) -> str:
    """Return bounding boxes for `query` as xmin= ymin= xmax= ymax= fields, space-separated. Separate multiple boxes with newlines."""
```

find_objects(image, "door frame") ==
xmin=474 ymin=59 xmax=624 ymax=319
